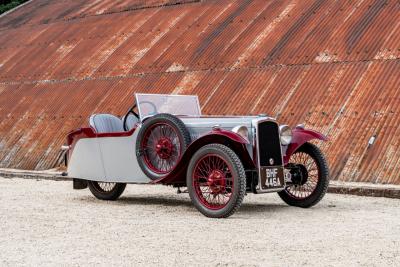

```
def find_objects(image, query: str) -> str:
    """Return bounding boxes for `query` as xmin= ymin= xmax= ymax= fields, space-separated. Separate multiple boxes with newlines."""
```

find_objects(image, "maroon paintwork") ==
xmin=283 ymin=128 xmax=327 ymax=164
xmin=152 ymin=129 xmax=254 ymax=185
xmin=67 ymin=126 xmax=137 ymax=146
xmin=66 ymin=126 xmax=137 ymax=159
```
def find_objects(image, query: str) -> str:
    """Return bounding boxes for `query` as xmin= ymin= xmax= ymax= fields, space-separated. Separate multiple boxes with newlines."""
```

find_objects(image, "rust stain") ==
xmin=0 ymin=0 xmax=399 ymax=185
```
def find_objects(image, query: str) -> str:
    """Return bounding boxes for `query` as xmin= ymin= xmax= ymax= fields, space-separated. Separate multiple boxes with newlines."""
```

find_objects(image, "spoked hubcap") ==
xmin=142 ymin=123 xmax=181 ymax=174
xmin=193 ymin=154 xmax=234 ymax=210
xmin=207 ymin=170 xmax=226 ymax=194
xmin=155 ymin=137 xmax=173 ymax=159
xmin=286 ymin=152 xmax=319 ymax=199
xmin=96 ymin=182 xmax=116 ymax=192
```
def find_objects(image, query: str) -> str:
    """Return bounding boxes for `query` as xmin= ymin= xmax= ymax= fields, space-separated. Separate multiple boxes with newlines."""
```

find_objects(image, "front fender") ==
xmin=283 ymin=128 xmax=327 ymax=164
xmin=152 ymin=129 xmax=254 ymax=185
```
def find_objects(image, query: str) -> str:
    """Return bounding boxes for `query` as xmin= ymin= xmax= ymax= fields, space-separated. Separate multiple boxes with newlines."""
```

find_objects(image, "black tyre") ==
xmin=136 ymin=113 xmax=191 ymax=180
xmin=278 ymin=142 xmax=329 ymax=208
xmin=88 ymin=181 xmax=126 ymax=201
xmin=187 ymin=144 xmax=246 ymax=218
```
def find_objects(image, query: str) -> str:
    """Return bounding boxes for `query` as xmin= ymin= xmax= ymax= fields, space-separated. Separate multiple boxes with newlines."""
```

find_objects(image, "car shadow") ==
xmin=238 ymin=202 xmax=289 ymax=213
xmin=115 ymin=195 xmax=194 ymax=208
xmin=76 ymin=194 xmax=290 ymax=215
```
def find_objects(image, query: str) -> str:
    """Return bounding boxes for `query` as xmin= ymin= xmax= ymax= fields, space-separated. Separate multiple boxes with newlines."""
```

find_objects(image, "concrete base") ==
xmin=0 ymin=168 xmax=69 ymax=181
xmin=328 ymin=180 xmax=400 ymax=199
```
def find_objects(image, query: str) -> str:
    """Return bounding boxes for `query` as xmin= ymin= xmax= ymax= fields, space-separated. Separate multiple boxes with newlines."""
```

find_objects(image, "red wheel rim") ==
xmin=192 ymin=154 xmax=234 ymax=210
xmin=141 ymin=122 xmax=182 ymax=174
xmin=286 ymin=152 xmax=319 ymax=199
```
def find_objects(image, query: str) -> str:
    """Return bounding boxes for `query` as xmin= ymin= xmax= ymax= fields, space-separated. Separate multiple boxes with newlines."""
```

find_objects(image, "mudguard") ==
xmin=283 ymin=128 xmax=327 ymax=164
xmin=152 ymin=129 xmax=254 ymax=185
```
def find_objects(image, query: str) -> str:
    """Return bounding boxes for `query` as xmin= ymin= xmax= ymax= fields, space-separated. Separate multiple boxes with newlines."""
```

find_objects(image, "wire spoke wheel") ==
xmin=286 ymin=152 xmax=319 ymax=199
xmin=97 ymin=182 xmax=117 ymax=192
xmin=136 ymin=114 xmax=191 ymax=180
xmin=187 ymin=144 xmax=246 ymax=218
xmin=88 ymin=181 xmax=126 ymax=201
xmin=278 ymin=142 xmax=329 ymax=208
xmin=142 ymin=122 xmax=182 ymax=174
xmin=193 ymin=154 xmax=234 ymax=210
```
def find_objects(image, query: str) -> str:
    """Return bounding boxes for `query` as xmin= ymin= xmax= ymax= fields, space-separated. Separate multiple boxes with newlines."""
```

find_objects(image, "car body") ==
xmin=64 ymin=93 xmax=329 ymax=218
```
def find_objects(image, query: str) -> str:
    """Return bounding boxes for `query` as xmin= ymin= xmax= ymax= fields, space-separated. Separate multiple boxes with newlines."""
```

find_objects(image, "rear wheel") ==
xmin=136 ymin=113 xmax=191 ymax=180
xmin=88 ymin=181 xmax=126 ymax=200
xmin=187 ymin=144 xmax=246 ymax=218
xmin=278 ymin=142 xmax=329 ymax=208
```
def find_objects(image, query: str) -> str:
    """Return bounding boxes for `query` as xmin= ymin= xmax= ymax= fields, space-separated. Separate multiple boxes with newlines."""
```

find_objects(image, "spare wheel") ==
xmin=136 ymin=113 xmax=191 ymax=180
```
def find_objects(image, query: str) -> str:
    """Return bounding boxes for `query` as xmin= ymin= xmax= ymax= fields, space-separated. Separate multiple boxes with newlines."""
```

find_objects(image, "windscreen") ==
xmin=135 ymin=93 xmax=201 ymax=120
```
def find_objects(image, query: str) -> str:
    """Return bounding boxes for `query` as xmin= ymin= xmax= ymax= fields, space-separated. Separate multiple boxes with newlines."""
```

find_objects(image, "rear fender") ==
xmin=283 ymin=128 xmax=327 ymax=164
xmin=152 ymin=129 xmax=254 ymax=185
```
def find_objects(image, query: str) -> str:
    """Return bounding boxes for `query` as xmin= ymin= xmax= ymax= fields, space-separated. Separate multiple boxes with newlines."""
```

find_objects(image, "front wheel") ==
xmin=187 ymin=144 xmax=246 ymax=218
xmin=278 ymin=142 xmax=329 ymax=208
xmin=88 ymin=181 xmax=126 ymax=200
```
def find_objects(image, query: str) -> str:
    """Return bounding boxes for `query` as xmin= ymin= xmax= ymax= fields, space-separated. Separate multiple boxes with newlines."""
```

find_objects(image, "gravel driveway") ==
xmin=1 ymin=177 xmax=399 ymax=266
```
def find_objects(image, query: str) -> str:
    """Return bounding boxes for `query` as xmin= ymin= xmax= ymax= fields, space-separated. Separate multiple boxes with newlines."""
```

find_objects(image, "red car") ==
xmin=64 ymin=93 xmax=329 ymax=218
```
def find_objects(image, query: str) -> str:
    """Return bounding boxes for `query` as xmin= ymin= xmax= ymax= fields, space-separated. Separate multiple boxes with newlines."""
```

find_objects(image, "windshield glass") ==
xmin=135 ymin=93 xmax=201 ymax=120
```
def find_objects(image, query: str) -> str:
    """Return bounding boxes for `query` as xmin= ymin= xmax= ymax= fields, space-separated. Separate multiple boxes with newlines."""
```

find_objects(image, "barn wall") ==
xmin=0 ymin=0 xmax=399 ymax=184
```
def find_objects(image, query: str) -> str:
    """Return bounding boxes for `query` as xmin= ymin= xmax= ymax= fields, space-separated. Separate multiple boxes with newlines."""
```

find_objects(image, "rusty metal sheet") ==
xmin=0 ymin=0 xmax=399 ymax=185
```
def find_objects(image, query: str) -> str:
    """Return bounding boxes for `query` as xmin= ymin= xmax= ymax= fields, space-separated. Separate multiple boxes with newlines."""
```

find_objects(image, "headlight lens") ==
xmin=279 ymin=125 xmax=292 ymax=145
xmin=232 ymin=125 xmax=249 ymax=141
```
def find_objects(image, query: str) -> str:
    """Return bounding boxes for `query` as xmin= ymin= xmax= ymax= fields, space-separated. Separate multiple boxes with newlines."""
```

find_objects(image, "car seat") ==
xmin=89 ymin=114 xmax=124 ymax=133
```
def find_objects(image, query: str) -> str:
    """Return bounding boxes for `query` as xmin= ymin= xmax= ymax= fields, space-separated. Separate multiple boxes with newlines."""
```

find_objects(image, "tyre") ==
xmin=88 ymin=181 xmax=126 ymax=200
xmin=187 ymin=144 xmax=246 ymax=218
xmin=136 ymin=113 xmax=191 ymax=180
xmin=278 ymin=142 xmax=329 ymax=208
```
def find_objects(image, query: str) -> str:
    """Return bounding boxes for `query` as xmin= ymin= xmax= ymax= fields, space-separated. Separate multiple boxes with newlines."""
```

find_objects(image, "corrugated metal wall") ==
xmin=0 ymin=0 xmax=399 ymax=184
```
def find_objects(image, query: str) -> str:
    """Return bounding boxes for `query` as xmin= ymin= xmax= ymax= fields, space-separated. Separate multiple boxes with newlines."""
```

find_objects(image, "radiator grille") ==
xmin=257 ymin=120 xmax=283 ymax=166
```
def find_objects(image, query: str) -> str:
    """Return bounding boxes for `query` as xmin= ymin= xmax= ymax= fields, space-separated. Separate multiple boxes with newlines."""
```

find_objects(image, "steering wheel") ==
xmin=123 ymin=104 xmax=139 ymax=131
xmin=123 ymin=101 xmax=158 ymax=131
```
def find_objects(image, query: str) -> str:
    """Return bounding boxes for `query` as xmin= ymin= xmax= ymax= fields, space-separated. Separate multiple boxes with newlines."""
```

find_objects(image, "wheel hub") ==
xmin=155 ymin=138 xmax=173 ymax=159
xmin=207 ymin=170 xmax=226 ymax=194
xmin=291 ymin=164 xmax=309 ymax=185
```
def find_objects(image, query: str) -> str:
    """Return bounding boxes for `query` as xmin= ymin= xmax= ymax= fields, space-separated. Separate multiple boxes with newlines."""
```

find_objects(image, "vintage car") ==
xmin=64 ymin=93 xmax=329 ymax=218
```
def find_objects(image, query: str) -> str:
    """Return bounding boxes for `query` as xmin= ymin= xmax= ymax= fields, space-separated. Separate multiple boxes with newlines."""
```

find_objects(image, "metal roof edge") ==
xmin=0 ymin=0 xmax=34 ymax=19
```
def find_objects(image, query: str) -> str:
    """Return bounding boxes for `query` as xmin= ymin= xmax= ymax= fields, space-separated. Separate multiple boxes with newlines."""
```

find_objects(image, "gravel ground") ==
xmin=1 ymin=177 xmax=399 ymax=267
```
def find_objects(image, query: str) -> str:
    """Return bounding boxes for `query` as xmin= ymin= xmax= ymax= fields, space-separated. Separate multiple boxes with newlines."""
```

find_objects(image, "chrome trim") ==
xmin=284 ymin=168 xmax=292 ymax=183
xmin=212 ymin=124 xmax=221 ymax=130
xmin=279 ymin=124 xmax=292 ymax=145
xmin=252 ymin=118 xmax=286 ymax=193
xmin=232 ymin=125 xmax=249 ymax=141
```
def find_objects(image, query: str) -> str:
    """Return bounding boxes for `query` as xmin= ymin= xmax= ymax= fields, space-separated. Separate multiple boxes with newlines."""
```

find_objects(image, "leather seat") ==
xmin=89 ymin=114 xmax=124 ymax=133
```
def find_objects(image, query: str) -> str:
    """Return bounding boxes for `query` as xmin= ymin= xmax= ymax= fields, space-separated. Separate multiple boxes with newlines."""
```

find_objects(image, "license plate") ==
xmin=259 ymin=166 xmax=285 ymax=190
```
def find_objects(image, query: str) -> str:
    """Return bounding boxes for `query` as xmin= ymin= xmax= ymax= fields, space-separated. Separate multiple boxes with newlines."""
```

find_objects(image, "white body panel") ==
xmin=68 ymin=129 xmax=150 ymax=183
xmin=68 ymin=138 xmax=105 ymax=180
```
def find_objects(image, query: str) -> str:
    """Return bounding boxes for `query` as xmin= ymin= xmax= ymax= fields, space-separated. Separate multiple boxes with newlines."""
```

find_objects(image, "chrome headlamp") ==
xmin=232 ymin=125 xmax=249 ymax=141
xmin=279 ymin=125 xmax=292 ymax=145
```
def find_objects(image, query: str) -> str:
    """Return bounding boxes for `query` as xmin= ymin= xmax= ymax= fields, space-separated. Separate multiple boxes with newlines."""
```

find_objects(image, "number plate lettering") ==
xmin=260 ymin=167 xmax=284 ymax=190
